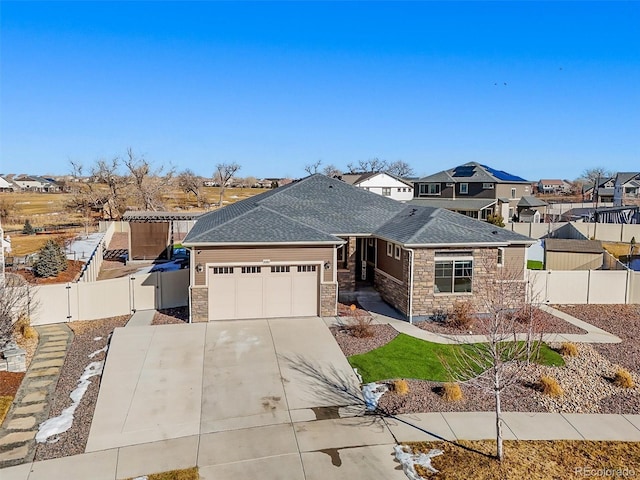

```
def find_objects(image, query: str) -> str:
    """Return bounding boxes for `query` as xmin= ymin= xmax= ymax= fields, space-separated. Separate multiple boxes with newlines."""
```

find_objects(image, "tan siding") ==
xmin=503 ymin=246 xmax=526 ymax=276
xmin=546 ymin=252 xmax=603 ymax=271
xmin=193 ymin=245 xmax=334 ymax=285
xmin=376 ymin=240 xmax=404 ymax=280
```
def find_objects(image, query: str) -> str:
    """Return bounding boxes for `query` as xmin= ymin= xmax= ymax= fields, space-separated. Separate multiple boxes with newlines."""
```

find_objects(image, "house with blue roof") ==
xmin=411 ymin=162 xmax=532 ymax=222
xmin=183 ymin=174 xmax=534 ymax=322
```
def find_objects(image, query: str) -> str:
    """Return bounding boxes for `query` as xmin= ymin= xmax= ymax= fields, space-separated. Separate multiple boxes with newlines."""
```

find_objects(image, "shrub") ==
xmin=13 ymin=315 xmax=36 ymax=339
xmin=447 ymin=301 xmax=474 ymax=330
xmin=559 ymin=342 xmax=578 ymax=357
xmin=345 ymin=306 xmax=374 ymax=338
xmin=393 ymin=379 xmax=410 ymax=396
xmin=22 ymin=219 xmax=35 ymax=235
xmin=34 ymin=239 xmax=68 ymax=278
xmin=613 ymin=368 xmax=635 ymax=389
xmin=442 ymin=382 xmax=463 ymax=402
xmin=539 ymin=375 xmax=563 ymax=397
xmin=486 ymin=213 xmax=505 ymax=227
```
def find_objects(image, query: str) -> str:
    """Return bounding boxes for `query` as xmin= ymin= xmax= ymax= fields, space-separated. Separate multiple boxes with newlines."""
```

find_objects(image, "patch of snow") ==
xmin=394 ymin=444 xmax=443 ymax=479
xmin=36 ymin=360 xmax=105 ymax=443
xmin=362 ymin=382 xmax=388 ymax=411
xmin=89 ymin=345 xmax=108 ymax=358
xmin=353 ymin=368 xmax=363 ymax=383
xmin=94 ymin=336 xmax=102 ymax=341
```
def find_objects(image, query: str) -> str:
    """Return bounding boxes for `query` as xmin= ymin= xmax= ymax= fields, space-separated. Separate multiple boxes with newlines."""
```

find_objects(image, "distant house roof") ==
xmin=184 ymin=174 xmax=534 ymax=247
xmin=539 ymin=179 xmax=564 ymax=185
xmin=545 ymin=238 xmax=603 ymax=254
xmin=351 ymin=171 xmax=414 ymax=188
xmin=417 ymin=162 xmax=528 ymax=184
xmin=409 ymin=198 xmax=497 ymax=211
xmin=518 ymin=196 xmax=548 ymax=208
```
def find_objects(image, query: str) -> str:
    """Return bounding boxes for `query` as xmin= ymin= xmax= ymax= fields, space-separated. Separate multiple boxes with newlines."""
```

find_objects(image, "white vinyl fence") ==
xmin=28 ymin=269 xmax=189 ymax=325
xmin=77 ymin=222 xmax=117 ymax=282
xmin=508 ymin=221 xmax=640 ymax=242
xmin=528 ymin=269 xmax=640 ymax=305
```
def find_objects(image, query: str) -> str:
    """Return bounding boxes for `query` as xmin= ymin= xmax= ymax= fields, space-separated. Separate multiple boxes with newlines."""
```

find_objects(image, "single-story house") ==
xmin=183 ymin=174 xmax=535 ymax=322
xmin=340 ymin=171 xmax=414 ymax=202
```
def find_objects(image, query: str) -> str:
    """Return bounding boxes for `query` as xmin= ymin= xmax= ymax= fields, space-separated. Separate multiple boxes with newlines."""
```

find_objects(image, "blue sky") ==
xmin=1 ymin=1 xmax=639 ymax=180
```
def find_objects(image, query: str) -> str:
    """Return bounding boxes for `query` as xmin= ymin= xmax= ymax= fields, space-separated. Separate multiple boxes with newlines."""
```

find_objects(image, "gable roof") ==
xmin=352 ymin=171 xmax=414 ymax=188
xmin=545 ymin=238 xmax=603 ymax=254
xmin=417 ymin=162 xmax=528 ymax=184
xmin=539 ymin=179 xmax=564 ymax=185
xmin=184 ymin=174 xmax=534 ymax=247
xmin=615 ymin=172 xmax=640 ymax=185
xmin=517 ymin=196 xmax=548 ymax=208
xmin=375 ymin=206 xmax=533 ymax=247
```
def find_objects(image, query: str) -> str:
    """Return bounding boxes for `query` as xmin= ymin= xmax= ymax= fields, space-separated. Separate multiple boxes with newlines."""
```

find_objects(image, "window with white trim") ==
xmin=497 ymin=247 xmax=504 ymax=267
xmin=271 ymin=265 xmax=290 ymax=273
xmin=213 ymin=267 xmax=233 ymax=275
xmin=459 ymin=183 xmax=468 ymax=194
xmin=387 ymin=242 xmax=393 ymax=257
xmin=241 ymin=266 xmax=261 ymax=274
xmin=394 ymin=245 xmax=401 ymax=260
xmin=434 ymin=254 xmax=473 ymax=293
xmin=419 ymin=183 xmax=441 ymax=196
xmin=511 ymin=187 xmax=517 ymax=198
xmin=483 ymin=183 xmax=494 ymax=189
xmin=297 ymin=265 xmax=317 ymax=272
xmin=382 ymin=187 xmax=391 ymax=196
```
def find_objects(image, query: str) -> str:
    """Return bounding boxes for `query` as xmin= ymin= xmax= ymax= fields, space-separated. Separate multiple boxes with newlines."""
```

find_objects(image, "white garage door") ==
xmin=208 ymin=264 xmax=319 ymax=320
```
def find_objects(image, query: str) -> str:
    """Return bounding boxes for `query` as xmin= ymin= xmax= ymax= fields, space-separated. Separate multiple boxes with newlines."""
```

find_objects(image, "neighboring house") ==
xmin=13 ymin=175 xmax=60 ymax=192
xmin=544 ymin=239 xmax=604 ymax=271
xmin=516 ymin=196 xmax=548 ymax=223
xmin=182 ymin=174 xmax=534 ymax=323
xmin=339 ymin=171 xmax=413 ymax=201
xmin=538 ymin=179 xmax=571 ymax=195
xmin=613 ymin=172 xmax=640 ymax=206
xmin=412 ymin=162 xmax=531 ymax=222
xmin=0 ymin=176 xmax=15 ymax=192
xmin=583 ymin=177 xmax=615 ymax=203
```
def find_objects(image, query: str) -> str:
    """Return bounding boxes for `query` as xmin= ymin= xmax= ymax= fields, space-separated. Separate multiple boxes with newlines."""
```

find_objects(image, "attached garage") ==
xmin=208 ymin=264 xmax=320 ymax=320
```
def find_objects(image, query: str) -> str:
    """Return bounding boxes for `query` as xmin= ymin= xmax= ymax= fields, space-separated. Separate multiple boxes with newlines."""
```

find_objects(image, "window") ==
xmin=297 ymin=265 xmax=317 ymax=272
xmin=419 ymin=183 xmax=441 ymax=196
xmin=394 ymin=245 xmax=401 ymax=260
xmin=397 ymin=188 xmax=402 ymax=192
xmin=482 ymin=183 xmax=494 ymax=189
xmin=387 ymin=242 xmax=393 ymax=257
xmin=434 ymin=258 xmax=473 ymax=293
xmin=497 ymin=247 xmax=504 ymax=267
xmin=271 ymin=265 xmax=290 ymax=273
xmin=241 ymin=266 xmax=261 ymax=274
xmin=213 ymin=267 xmax=233 ymax=275
xmin=459 ymin=183 xmax=468 ymax=194
xmin=511 ymin=188 xmax=517 ymax=198
xmin=368 ymin=238 xmax=374 ymax=247
xmin=382 ymin=187 xmax=391 ymax=196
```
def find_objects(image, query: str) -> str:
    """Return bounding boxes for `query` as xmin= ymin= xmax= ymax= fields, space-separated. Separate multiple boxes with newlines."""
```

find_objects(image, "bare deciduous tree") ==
xmin=322 ymin=164 xmax=342 ymax=178
xmin=386 ymin=160 xmax=415 ymax=177
xmin=579 ymin=167 xmax=613 ymax=187
xmin=442 ymin=260 xmax=542 ymax=461
xmin=304 ymin=159 xmax=322 ymax=175
xmin=91 ymin=157 xmax=126 ymax=220
xmin=0 ymin=274 xmax=34 ymax=349
xmin=346 ymin=158 xmax=389 ymax=174
xmin=214 ymin=162 xmax=241 ymax=206
xmin=124 ymin=148 xmax=174 ymax=211
xmin=177 ymin=169 xmax=204 ymax=207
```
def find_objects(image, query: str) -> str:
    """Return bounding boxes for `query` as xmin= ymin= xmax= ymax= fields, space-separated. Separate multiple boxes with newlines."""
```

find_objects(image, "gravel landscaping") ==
xmin=152 ymin=306 xmax=189 ymax=325
xmin=34 ymin=315 xmax=129 ymax=461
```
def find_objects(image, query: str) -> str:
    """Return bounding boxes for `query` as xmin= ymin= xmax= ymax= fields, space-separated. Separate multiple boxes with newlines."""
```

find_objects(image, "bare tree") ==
xmin=579 ymin=167 xmax=613 ymax=186
xmin=244 ymin=176 xmax=258 ymax=188
xmin=0 ymin=274 xmax=34 ymax=349
xmin=322 ymin=164 xmax=342 ymax=178
xmin=124 ymin=148 xmax=174 ymax=211
xmin=442 ymin=259 xmax=542 ymax=461
xmin=91 ymin=157 xmax=126 ymax=220
xmin=346 ymin=158 xmax=389 ymax=174
xmin=386 ymin=160 xmax=414 ymax=177
xmin=214 ymin=162 xmax=241 ymax=206
xmin=177 ymin=169 xmax=205 ymax=207
xmin=304 ymin=159 xmax=322 ymax=175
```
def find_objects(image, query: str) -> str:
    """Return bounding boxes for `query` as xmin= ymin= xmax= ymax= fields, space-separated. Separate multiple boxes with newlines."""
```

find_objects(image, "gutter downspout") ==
xmin=407 ymin=248 xmax=415 ymax=325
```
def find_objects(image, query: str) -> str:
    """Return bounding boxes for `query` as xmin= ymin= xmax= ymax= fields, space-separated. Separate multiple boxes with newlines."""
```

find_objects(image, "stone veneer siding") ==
xmin=320 ymin=283 xmax=338 ymax=317
xmin=337 ymin=237 xmax=357 ymax=292
xmin=374 ymin=269 xmax=409 ymax=316
xmin=191 ymin=286 xmax=208 ymax=322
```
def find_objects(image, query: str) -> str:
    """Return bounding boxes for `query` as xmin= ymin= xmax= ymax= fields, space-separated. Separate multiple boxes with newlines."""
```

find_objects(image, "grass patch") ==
xmin=0 ymin=396 xmax=13 ymax=425
xmin=527 ymin=260 xmax=544 ymax=270
xmin=125 ymin=467 xmax=198 ymax=480
xmin=409 ymin=440 xmax=640 ymax=479
xmin=348 ymin=334 xmax=563 ymax=383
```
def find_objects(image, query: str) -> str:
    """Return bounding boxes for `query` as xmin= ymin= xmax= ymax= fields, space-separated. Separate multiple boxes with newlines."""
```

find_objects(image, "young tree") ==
xmin=177 ymin=169 xmax=205 ymax=207
xmin=386 ymin=160 xmax=415 ymax=177
xmin=214 ymin=162 xmax=241 ymax=206
xmin=443 ymin=260 xmax=542 ymax=461
xmin=0 ymin=273 xmax=33 ymax=349
xmin=22 ymin=219 xmax=35 ymax=235
xmin=304 ymin=159 xmax=322 ymax=175
xmin=124 ymin=148 xmax=174 ymax=211
xmin=34 ymin=239 xmax=68 ymax=278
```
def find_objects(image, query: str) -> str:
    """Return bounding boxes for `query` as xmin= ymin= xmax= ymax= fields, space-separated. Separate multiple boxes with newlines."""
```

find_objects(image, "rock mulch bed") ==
xmin=330 ymin=324 xmax=398 ymax=357
xmin=553 ymin=304 xmax=640 ymax=375
xmin=34 ymin=316 xmax=129 ymax=461
xmin=415 ymin=308 xmax=587 ymax=336
xmin=152 ymin=306 xmax=189 ymax=325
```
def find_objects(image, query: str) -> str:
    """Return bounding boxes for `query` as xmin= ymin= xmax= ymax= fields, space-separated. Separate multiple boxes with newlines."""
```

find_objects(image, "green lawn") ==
xmin=348 ymin=333 xmax=564 ymax=383
xmin=527 ymin=260 xmax=544 ymax=270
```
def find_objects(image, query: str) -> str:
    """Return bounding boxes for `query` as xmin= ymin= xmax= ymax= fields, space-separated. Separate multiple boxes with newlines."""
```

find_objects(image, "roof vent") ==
xmin=492 ymin=230 xmax=498 ymax=235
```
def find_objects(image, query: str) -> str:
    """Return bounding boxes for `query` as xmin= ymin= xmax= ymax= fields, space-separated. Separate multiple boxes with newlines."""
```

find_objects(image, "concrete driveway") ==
xmin=84 ymin=318 xmax=405 ymax=479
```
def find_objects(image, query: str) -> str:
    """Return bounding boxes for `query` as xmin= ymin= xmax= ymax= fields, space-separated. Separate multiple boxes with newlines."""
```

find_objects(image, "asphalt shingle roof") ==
xmin=417 ymin=162 xmax=528 ymax=184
